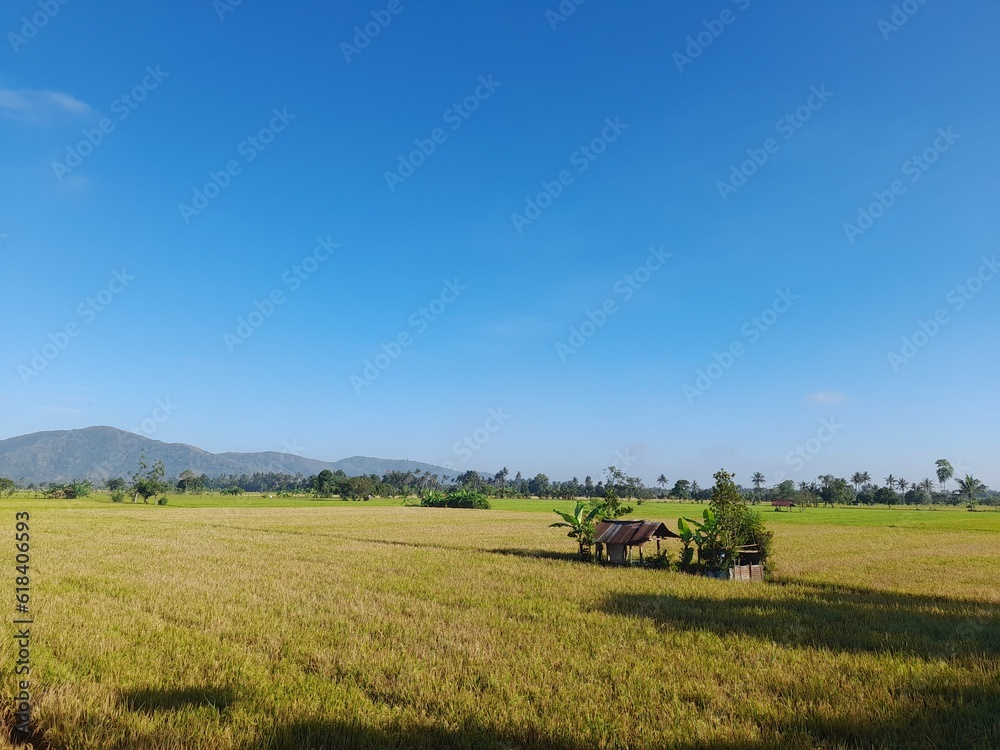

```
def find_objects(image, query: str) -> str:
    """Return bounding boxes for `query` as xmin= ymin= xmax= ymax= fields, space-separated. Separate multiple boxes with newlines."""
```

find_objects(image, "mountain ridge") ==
xmin=0 ymin=427 xmax=460 ymax=484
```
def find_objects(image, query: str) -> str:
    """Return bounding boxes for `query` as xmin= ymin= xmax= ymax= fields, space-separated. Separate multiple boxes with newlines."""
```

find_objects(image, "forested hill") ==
xmin=0 ymin=426 xmax=456 ymax=484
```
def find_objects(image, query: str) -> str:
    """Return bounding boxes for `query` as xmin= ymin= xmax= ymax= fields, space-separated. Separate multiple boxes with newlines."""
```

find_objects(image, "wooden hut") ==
xmin=594 ymin=520 xmax=680 ymax=565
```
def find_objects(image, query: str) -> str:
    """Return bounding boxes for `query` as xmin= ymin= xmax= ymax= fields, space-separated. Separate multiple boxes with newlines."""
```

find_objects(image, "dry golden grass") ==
xmin=1 ymin=503 xmax=997 ymax=749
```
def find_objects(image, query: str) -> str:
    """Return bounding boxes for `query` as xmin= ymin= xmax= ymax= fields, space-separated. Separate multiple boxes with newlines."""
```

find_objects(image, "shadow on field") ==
xmin=665 ymin=677 xmax=1000 ymax=750
xmin=262 ymin=720 xmax=585 ymax=750
xmin=489 ymin=548 xmax=580 ymax=562
xmin=120 ymin=686 xmax=235 ymax=713
xmin=601 ymin=580 xmax=999 ymax=658
xmin=252 ymin=680 xmax=1000 ymax=750
xmin=327 ymin=536 xmax=578 ymax=562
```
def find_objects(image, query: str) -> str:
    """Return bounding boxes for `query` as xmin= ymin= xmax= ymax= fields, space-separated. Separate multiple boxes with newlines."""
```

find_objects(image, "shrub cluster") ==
xmin=677 ymin=470 xmax=774 ymax=573
xmin=420 ymin=490 xmax=490 ymax=509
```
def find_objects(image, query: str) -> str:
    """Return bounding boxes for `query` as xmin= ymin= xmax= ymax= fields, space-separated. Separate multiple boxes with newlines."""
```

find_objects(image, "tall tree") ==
xmin=493 ymin=466 xmax=509 ymax=497
xmin=457 ymin=470 xmax=483 ymax=490
xmin=850 ymin=471 xmax=867 ymax=499
xmin=529 ymin=473 xmax=550 ymax=498
xmin=129 ymin=453 xmax=167 ymax=504
xmin=751 ymin=472 xmax=765 ymax=502
xmin=874 ymin=485 xmax=897 ymax=508
xmin=935 ymin=459 xmax=954 ymax=493
xmin=313 ymin=469 xmax=336 ymax=497
xmin=820 ymin=478 xmax=853 ymax=507
xmin=884 ymin=474 xmax=897 ymax=493
xmin=341 ymin=475 xmax=376 ymax=500
xmin=656 ymin=474 xmax=668 ymax=495
xmin=955 ymin=475 xmax=987 ymax=506
xmin=603 ymin=466 xmax=626 ymax=495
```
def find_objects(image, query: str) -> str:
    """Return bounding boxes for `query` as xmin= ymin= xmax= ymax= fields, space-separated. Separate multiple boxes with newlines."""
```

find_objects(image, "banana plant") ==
xmin=677 ymin=516 xmax=696 ymax=566
xmin=681 ymin=508 xmax=718 ymax=566
xmin=551 ymin=501 xmax=603 ymax=560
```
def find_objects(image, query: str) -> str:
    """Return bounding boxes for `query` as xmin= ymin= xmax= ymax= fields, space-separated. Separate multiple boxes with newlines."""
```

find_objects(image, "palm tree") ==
xmin=691 ymin=480 xmax=701 ymax=502
xmin=884 ymin=474 xmax=897 ymax=492
xmin=898 ymin=478 xmax=909 ymax=498
xmin=494 ymin=466 xmax=509 ymax=497
xmin=955 ymin=475 xmax=987 ymax=507
xmin=914 ymin=477 xmax=935 ymax=507
xmin=656 ymin=474 xmax=668 ymax=497
xmin=935 ymin=459 xmax=954 ymax=494
xmin=751 ymin=472 xmax=766 ymax=502
xmin=850 ymin=471 xmax=866 ymax=499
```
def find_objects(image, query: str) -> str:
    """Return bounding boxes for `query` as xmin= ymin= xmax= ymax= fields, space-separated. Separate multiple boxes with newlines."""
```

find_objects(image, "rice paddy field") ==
xmin=1 ymin=496 xmax=997 ymax=749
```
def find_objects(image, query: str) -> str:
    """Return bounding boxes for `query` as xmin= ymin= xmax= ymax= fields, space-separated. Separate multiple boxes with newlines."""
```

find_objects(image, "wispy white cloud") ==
xmin=806 ymin=390 xmax=847 ymax=404
xmin=0 ymin=89 xmax=93 ymax=123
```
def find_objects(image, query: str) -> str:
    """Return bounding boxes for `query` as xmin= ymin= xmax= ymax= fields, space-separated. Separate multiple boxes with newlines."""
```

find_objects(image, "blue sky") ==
xmin=1 ymin=0 xmax=998 ymax=488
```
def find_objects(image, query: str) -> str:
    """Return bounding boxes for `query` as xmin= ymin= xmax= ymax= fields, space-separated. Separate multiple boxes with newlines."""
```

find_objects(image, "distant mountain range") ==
xmin=0 ymin=427 xmax=460 ymax=484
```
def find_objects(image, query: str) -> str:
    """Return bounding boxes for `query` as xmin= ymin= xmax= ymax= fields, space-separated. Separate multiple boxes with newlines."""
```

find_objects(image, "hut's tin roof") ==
xmin=594 ymin=520 xmax=680 ymax=546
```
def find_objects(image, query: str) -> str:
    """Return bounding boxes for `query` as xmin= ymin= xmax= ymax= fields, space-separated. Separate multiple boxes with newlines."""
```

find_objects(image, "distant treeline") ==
xmin=3 ymin=462 xmax=995 ymax=507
